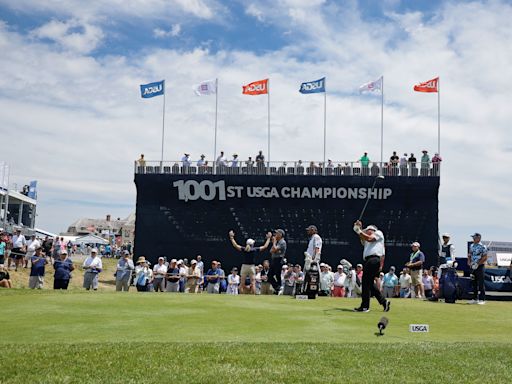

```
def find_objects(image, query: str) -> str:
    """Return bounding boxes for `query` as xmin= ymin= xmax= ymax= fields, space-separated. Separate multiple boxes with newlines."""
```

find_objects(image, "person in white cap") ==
xmin=83 ymin=248 xmax=102 ymax=291
xmin=228 ymin=230 xmax=271 ymax=294
xmin=153 ymin=257 xmax=168 ymax=292
xmin=53 ymin=249 xmax=74 ymax=290
xmin=115 ymin=250 xmax=134 ymax=292
xmin=319 ymin=263 xmax=334 ymax=296
xmin=406 ymin=242 xmax=425 ymax=299
xmin=332 ymin=265 xmax=346 ymax=297
xmin=352 ymin=220 xmax=390 ymax=312
xmin=186 ymin=259 xmax=201 ymax=293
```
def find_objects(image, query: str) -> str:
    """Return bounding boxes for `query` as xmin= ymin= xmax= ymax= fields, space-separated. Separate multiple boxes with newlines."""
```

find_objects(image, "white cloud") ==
xmin=0 ymin=1 xmax=511 ymax=255
xmin=153 ymin=24 xmax=182 ymax=38
xmin=245 ymin=4 xmax=265 ymax=22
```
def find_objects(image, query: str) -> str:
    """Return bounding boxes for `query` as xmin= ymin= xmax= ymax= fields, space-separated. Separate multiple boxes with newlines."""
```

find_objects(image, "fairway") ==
xmin=1 ymin=291 xmax=511 ymax=383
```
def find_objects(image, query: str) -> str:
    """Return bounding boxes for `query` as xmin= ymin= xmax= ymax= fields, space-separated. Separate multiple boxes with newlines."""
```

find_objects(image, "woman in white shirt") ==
xmin=226 ymin=268 xmax=240 ymax=295
xmin=134 ymin=257 xmax=153 ymax=292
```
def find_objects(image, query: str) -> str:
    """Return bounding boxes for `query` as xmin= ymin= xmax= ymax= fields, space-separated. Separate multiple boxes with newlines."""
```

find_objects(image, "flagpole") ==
xmin=160 ymin=80 xmax=166 ymax=170
xmin=323 ymin=78 xmax=327 ymax=175
xmin=213 ymin=78 xmax=218 ymax=174
xmin=267 ymin=78 xmax=270 ymax=175
xmin=437 ymin=77 xmax=441 ymax=155
xmin=380 ymin=76 xmax=384 ymax=174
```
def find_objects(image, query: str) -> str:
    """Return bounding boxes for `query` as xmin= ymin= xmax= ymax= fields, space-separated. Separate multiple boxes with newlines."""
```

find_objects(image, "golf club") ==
xmin=357 ymin=175 xmax=385 ymax=221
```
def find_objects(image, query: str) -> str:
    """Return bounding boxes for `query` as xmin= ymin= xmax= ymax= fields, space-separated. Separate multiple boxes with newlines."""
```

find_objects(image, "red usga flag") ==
xmin=242 ymin=79 xmax=268 ymax=95
xmin=414 ymin=77 xmax=439 ymax=93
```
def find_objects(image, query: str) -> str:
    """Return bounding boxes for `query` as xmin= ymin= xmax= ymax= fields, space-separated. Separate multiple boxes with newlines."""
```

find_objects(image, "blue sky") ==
xmin=0 ymin=0 xmax=511 ymax=256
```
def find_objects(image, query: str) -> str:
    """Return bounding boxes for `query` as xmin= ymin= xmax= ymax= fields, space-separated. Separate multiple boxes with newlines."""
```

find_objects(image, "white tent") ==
xmin=74 ymin=234 xmax=109 ymax=245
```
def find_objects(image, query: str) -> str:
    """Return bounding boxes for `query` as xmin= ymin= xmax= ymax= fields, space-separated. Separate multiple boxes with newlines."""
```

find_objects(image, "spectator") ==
xmin=205 ymin=261 xmax=222 ymax=294
xmin=217 ymin=262 xmax=227 ymax=293
xmin=216 ymin=151 xmax=227 ymax=169
xmin=354 ymin=264 xmax=363 ymax=297
xmin=421 ymin=150 xmax=430 ymax=175
xmin=294 ymin=264 xmax=305 ymax=295
xmin=432 ymin=270 xmax=440 ymax=297
xmin=228 ymin=230 xmax=271 ymax=294
xmin=432 ymin=152 xmax=442 ymax=175
xmin=83 ymin=248 xmax=102 ymax=291
xmin=399 ymin=268 xmax=412 ymax=298
xmin=296 ymin=160 xmax=304 ymax=170
xmin=259 ymin=260 xmax=273 ymax=295
xmin=196 ymin=255 xmax=204 ymax=274
xmin=24 ymin=235 xmax=40 ymax=268
xmin=186 ymin=259 xmax=201 ymax=293
xmin=422 ymin=270 xmax=434 ymax=298
xmin=11 ymin=228 xmax=27 ymax=271
xmin=165 ymin=259 xmax=180 ymax=292
xmin=332 ymin=265 xmax=346 ymax=297
xmin=326 ymin=159 xmax=334 ymax=169
xmin=197 ymin=154 xmax=206 ymax=167
xmin=282 ymin=265 xmax=296 ymax=296
xmin=359 ymin=152 xmax=370 ymax=175
xmin=389 ymin=151 xmax=399 ymax=167
xmin=153 ymin=257 xmax=168 ymax=292
xmin=406 ymin=242 xmax=425 ymax=299
xmin=255 ymin=150 xmax=265 ymax=164
xmin=0 ymin=265 xmax=12 ymax=288
xmin=382 ymin=266 xmax=398 ymax=298
xmin=231 ymin=154 xmax=239 ymax=168
xmin=53 ymin=250 xmax=74 ymax=290
xmin=280 ymin=265 xmax=288 ymax=293
xmin=254 ymin=265 xmax=262 ymax=294
xmin=29 ymin=247 xmax=48 ymax=289
xmin=135 ymin=258 xmax=152 ymax=292
xmin=115 ymin=250 xmax=134 ymax=292
xmin=137 ymin=154 xmax=146 ymax=167
xmin=67 ymin=240 xmax=73 ymax=256
xmin=226 ymin=268 xmax=240 ymax=295
xmin=269 ymin=229 xmax=287 ymax=294
xmin=245 ymin=157 xmax=254 ymax=167
xmin=408 ymin=153 xmax=417 ymax=167
xmin=178 ymin=260 xmax=188 ymax=292
xmin=319 ymin=263 xmax=334 ymax=296
xmin=181 ymin=153 xmax=192 ymax=167
xmin=400 ymin=153 xmax=408 ymax=175
xmin=0 ymin=231 xmax=6 ymax=266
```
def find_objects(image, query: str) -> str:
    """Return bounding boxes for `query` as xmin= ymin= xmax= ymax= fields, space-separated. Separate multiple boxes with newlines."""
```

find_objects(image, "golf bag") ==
xmin=441 ymin=267 xmax=460 ymax=303
xmin=302 ymin=261 xmax=320 ymax=299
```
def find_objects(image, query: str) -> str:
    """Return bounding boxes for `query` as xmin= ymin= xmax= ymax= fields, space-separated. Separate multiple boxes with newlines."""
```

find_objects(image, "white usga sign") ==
xmin=409 ymin=324 xmax=429 ymax=333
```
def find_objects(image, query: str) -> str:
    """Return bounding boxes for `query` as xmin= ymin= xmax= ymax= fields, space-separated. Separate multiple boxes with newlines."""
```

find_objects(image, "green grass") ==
xmin=1 ymin=291 xmax=511 ymax=383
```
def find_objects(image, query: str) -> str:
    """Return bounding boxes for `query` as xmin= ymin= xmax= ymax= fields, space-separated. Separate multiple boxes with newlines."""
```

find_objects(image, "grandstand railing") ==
xmin=134 ymin=160 xmax=441 ymax=177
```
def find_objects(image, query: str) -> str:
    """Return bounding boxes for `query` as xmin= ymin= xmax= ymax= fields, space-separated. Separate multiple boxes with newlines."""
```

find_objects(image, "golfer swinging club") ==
xmin=353 ymin=220 xmax=390 ymax=313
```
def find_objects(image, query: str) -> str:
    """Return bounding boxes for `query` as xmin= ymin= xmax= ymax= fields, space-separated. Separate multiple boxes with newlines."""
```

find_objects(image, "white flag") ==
xmin=359 ymin=76 xmax=382 ymax=94
xmin=194 ymin=79 xmax=217 ymax=96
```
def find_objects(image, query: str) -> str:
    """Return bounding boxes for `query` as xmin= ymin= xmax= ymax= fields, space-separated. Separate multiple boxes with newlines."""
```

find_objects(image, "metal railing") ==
xmin=134 ymin=160 xmax=441 ymax=177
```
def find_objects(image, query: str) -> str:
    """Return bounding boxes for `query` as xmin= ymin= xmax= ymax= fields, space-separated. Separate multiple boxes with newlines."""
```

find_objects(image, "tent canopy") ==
xmin=74 ymin=234 xmax=109 ymax=245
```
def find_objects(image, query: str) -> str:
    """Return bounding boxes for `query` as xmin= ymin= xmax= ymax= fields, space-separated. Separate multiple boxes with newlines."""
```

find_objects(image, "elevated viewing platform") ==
xmin=134 ymin=160 xmax=441 ymax=177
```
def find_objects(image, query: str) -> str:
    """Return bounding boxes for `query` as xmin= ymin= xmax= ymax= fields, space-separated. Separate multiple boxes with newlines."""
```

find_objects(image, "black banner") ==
xmin=134 ymin=174 xmax=439 ymax=271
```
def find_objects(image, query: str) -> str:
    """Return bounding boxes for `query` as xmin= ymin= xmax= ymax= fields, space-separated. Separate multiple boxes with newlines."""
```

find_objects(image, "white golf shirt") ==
xmin=363 ymin=230 xmax=385 ymax=259
xmin=306 ymin=234 xmax=322 ymax=261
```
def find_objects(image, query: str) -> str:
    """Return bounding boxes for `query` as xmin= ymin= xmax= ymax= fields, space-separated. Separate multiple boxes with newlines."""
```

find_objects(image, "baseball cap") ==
xmin=191 ymin=260 xmax=197 ymax=264
xmin=356 ymin=264 xmax=363 ymax=268
xmin=320 ymin=263 xmax=326 ymax=267
xmin=91 ymin=248 xmax=98 ymax=253
xmin=471 ymin=233 xmax=481 ymax=238
xmin=177 ymin=259 xmax=183 ymax=265
xmin=442 ymin=233 xmax=451 ymax=238
xmin=170 ymin=258 xmax=177 ymax=263
xmin=275 ymin=229 xmax=285 ymax=237
xmin=411 ymin=242 xmax=421 ymax=247
xmin=306 ymin=225 xmax=317 ymax=231
xmin=246 ymin=239 xmax=255 ymax=246
xmin=282 ymin=265 xmax=288 ymax=269
xmin=337 ymin=265 xmax=343 ymax=269
xmin=390 ymin=266 xmax=395 ymax=271
xmin=364 ymin=225 xmax=378 ymax=231
xmin=60 ymin=249 xmax=68 ymax=255
xmin=158 ymin=257 xmax=164 ymax=261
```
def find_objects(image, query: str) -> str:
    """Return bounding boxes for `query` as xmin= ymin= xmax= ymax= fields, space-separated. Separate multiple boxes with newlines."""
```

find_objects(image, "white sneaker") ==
xmin=467 ymin=299 xmax=478 ymax=304
xmin=477 ymin=300 xmax=486 ymax=305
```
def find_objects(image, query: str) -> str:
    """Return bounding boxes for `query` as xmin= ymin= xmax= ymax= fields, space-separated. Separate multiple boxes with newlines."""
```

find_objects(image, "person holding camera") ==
xmin=467 ymin=233 xmax=488 ymax=305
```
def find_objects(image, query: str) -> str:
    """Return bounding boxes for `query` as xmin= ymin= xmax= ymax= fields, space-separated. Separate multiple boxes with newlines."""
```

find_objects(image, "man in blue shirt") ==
xmin=53 ymin=250 xmax=75 ymax=290
xmin=29 ymin=247 xmax=48 ymax=289
xmin=382 ymin=266 xmax=398 ymax=298
xmin=467 ymin=233 xmax=488 ymax=305
xmin=206 ymin=261 xmax=221 ymax=294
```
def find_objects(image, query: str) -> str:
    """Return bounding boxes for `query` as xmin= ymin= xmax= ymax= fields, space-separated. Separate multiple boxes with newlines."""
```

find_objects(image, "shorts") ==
xmin=410 ymin=270 xmax=422 ymax=285
xmin=29 ymin=275 xmax=44 ymax=289
xmin=12 ymin=248 xmax=24 ymax=260
xmin=240 ymin=264 xmax=256 ymax=278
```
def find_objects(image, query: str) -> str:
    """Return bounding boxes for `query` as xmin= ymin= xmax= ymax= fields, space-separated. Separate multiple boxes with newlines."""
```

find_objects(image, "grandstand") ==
xmin=134 ymin=161 xmax=440 ymax=269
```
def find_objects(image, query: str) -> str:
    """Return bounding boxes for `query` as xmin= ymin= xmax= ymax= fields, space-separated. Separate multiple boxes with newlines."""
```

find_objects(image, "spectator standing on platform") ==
xmin=408 ymin=153 xmax=417 ymax=167
xmin=319 ymin=263 xmax=334 ymax=296
xmin=332 ymin=265 xmax=346 ymax=297
xmin=216 ymin=151 xmax=227 ymax=169
xmin=29 ymin=247 xmax=48 ymax=289
xmin=421 ymin=150 xmax=430 ymax=167
xmin=230 ymin=154 xmax=239 ymax=168
xmin=11 ymin=229 xmax=27 ymax=271
xmin=228 ymin=230 xmax=271 ymax=294
xmin=197 ymin=154 xmax=206 ymax=167
xmin=206 ymin=261 xmax=222 ymax=294
xmin=389 ymin=151 xmax=399 ymax=167
xmin=259 ymin=260 xmax=273 ymax=295
xmin=137 ymin=154 xmax=146 ymax=167
xmin=269 ymin=229 xmax=287 ymax=294
xmin=83 ymin=248 xmax=102 ymax=291
xmin=406 ymin=242 xmax=425 ymax=299
xmin=468 ymin=233 xmax=488 ymax=305
xmin=382 ymin=266 xmax=398 ymax=298
xmin=399 ymin=268 xmax=412 ymax=298
xmin=53 ymin=250 xmax=74 ymax=290
xmin=352 ymin=221 xmax=390 ymax=313
xmin=432 ymin=153 xmax=442 ymax=175
xmin=326 ymin=159 xmax=334 ymax=169
xmin=359 ymin=152 xmax=370 ymax=175
xmin=181 ymin=153 xmax=192 ymax=167
xmin=256 ymin=150 xmax=265 ymax=164
xmin=400 ymin=153 xmax=408 ymax=175
xmin=115 ymin=250 xmax=134 ymax=291
xmin=245 ymin=157 xmax=254 ymax=167
xmin=226 ymin=268 xmax=240 ymax=295
xmin=186 ymin=260 xmax=201 ymax=293
xmin=153 ymin=257 xmax=168 ymax=292
xmin=422 ymin=270 xmax=434 ymax=298
xmin=165 ymin=259 xmax=180 ymax=292
xmin=305 ymin=225 xmax=322 ymax=270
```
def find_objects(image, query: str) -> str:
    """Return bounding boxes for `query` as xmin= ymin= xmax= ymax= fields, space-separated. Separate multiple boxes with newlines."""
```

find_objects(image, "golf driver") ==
xmin=357 ymin=175 xmax=385 ymax=221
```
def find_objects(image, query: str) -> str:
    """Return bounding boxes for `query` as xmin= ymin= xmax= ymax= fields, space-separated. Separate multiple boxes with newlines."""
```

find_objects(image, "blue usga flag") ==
xmin=299 ymin=77 xmax=325 ymax=94
xmin=140 ymin=80 xmax=165 ymax=98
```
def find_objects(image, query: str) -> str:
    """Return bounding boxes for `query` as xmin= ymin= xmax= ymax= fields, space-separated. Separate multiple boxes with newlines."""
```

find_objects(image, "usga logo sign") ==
xmin=143 ymin=84 xmax=163 ymax=96
xmin=301 ymin=80 xmax=324 ymax=92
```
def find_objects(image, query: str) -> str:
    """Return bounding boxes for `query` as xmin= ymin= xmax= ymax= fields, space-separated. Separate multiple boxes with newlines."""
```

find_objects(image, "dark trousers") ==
xmin=471 ymin=265 xmax=485 ymax=301
xmin=269 ymin=258 xmax=283 ymax=292
xmin=54 ymin=279 xmax=69 ymax=290
xmin=361 ymin=256 xmax=385 ymax=309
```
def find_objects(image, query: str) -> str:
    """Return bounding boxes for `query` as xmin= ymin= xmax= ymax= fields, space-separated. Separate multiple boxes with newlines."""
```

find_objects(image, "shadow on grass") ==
xmin=323 ymin=307 xmax=356 ymax=315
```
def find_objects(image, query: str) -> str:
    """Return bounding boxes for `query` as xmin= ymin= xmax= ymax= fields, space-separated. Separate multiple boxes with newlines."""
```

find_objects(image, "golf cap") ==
xmin=91 ymin=248 xmax=98 ymax=253
xmin=191 ymin=260 xmax=197 ymax=264
xmin=232 ymin=267 xmax=238 ymax=272
xmin=35 ymin=246 xmax=43 ymax=251
xmin=60 ymin=249 xmax=68 ymax=255
xmin=356 ymin=264 xmax=363 ymax=268
xmin=442 ymin=233 xmax=451 ymax=238
xmin=306 ymin=225 xmax=317 ymax=231
xmin=246 ymin=239 xmax=255 ymax=246
xmin=282 ymin=265 xmax=288 ymax=269
xmin=123 ymin=250 xmax=130 ymax=255
xmin=200 ymin=154 xmax=205 ymax=158
xmin=177 ymin=259 xmax=183 ymax=265
xmin=275 ymin=229 xmax=285 ymax=237
xmin=390 ymin=266 xmax=395 ymax=271
xmin=337 ymin=265 xmax=343 ymax=269
xmin=411 ymin=242 xmax=421 ymax=247
xmin=320 ymin=263 xmax=326 ymax=267
xmin=170 ymin=258 xmax=177 ymax=263
xmin=364 ymin=225 xmax=378 ymax=231
xmin=158 ymin=257 xmax=164 ymax=261
xmin=471 ymin=233 xmax=482 ymax=238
